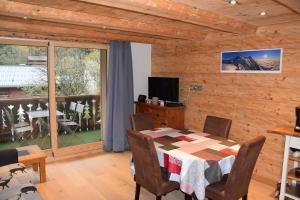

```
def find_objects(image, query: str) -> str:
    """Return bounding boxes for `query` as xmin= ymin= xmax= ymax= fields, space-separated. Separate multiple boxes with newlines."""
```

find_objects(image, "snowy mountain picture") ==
xmin=221 ymin=48 xmax=282 ymax=73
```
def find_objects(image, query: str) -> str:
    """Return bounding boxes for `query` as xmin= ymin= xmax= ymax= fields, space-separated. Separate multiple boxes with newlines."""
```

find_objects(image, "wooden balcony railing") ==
xmin=0 ymin=95 xmax=101 ymax=142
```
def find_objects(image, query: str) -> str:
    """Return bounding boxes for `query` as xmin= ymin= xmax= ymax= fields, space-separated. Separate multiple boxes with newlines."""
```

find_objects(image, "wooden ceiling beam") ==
xmin=0 ymin=0 xmax=205 ymax=40
xmin=0 ymin=30 xmax=109 ymax=43
xmin=203 ymin=20 xmax=300 ymax=44
xmin=76 ymin=0 xmax=257 ymax=34
xmin=0 ymin=15 xmax=172 ymax=41
xmin=0 ymin=17 xmax=169 ymax=44
xmin=257 ymin=21 xmax=300 ymax=36
xmin=271 ymin=0 xmax=300 ymax=15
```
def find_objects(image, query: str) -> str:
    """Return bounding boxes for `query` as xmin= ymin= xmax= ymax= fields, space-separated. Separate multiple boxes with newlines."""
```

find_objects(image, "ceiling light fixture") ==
xmin=229 ymin=0 xmax=238 ymax=5
xmin=260 ymin=11 xmax=267 ymax=16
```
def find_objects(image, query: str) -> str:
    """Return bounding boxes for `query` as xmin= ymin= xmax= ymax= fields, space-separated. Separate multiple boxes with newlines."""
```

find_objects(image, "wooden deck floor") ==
xmin=36 ymin=151 xmax=276 ymax=200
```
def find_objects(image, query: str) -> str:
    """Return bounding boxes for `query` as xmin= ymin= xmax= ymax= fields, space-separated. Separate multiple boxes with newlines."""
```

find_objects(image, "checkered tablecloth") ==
xmin=130 ymin=127 xmax=240 ymax=200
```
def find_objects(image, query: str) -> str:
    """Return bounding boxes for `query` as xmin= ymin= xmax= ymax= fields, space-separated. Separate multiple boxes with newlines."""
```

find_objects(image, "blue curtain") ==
xmin=104 ymin=41 xmax=134 ymax=152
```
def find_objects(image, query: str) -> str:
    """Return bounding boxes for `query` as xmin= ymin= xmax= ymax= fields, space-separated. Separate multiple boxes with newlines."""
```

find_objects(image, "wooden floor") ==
xmin=36 ymin=151 xmax=276 ymax=200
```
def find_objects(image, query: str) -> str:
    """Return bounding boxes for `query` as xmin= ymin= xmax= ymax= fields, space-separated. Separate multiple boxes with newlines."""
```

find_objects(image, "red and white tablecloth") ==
xmin=130 ymin=127 xmax=240 ymax=200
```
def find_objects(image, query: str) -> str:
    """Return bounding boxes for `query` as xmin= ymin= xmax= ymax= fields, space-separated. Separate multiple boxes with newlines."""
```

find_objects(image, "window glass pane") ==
xmin=55 ymin=47 xmax=101 ymax=148
xmin=0 ymin=44 xmax=50 ymax=150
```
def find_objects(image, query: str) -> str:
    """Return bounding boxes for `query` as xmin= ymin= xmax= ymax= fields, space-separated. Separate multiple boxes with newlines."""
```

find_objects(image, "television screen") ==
xmin=148 ymin=77 xmax=179 ymax=102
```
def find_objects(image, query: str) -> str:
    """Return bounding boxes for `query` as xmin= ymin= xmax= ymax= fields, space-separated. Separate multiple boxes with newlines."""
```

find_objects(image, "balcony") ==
xmin=0 ymin=94 xmax=101 ymax=150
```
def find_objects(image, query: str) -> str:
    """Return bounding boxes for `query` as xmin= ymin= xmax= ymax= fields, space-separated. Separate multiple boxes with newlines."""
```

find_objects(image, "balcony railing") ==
xmin=0 ymin=95 xmax=101 ymax=142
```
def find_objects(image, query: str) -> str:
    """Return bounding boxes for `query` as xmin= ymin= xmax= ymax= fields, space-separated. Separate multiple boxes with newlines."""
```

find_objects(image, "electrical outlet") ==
xmin=190 ymin=85 xmax=203 ymax=91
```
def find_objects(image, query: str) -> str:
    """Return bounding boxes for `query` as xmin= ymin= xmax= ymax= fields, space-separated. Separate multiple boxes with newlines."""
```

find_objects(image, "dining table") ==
xmin=130 ymin=127 xmax=240 ymax=200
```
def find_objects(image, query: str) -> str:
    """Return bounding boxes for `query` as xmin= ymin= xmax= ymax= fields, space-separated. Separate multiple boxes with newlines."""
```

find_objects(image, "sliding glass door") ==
xmin=0 ymin=42 xmax=51 ymax=150
xmin=54 ymin=46 xmax=102 ymax=148
xmin=0 ymin=39 xmax=107 ymax=155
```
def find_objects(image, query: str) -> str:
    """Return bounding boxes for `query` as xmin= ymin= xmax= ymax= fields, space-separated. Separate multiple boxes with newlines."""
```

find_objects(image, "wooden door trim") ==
xmin=53 ymin=141 xmax=103 ymax=157
xmin=0 ymin=37 xmax=48 ymax=46
xmin=51 ymin=41 xmax=108 ymax=49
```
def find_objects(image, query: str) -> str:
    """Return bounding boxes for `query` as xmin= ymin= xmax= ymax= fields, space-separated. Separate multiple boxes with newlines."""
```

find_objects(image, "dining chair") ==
xmin=205 ymin=136 xmax=266 ymax=200
xmin=129 ymin=113 xmax=155 ymax=131
xmin=127 ymin=129 xmax=179 ymax=200
xmin=203 ymin=115 xmax=232 ymax=138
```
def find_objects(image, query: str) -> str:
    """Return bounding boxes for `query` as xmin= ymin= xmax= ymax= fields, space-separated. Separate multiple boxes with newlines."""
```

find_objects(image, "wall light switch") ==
xmin=190 ymin=85 xmax=203 ymax=91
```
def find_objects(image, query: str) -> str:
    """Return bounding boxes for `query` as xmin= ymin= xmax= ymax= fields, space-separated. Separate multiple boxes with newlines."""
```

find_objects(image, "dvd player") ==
xmin=165 ymin=101 xmax=183 ymax=107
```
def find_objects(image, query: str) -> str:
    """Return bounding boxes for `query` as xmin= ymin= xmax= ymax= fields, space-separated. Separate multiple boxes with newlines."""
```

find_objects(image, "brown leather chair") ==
xmin=127 ymin=129 xmax=179 ymax=200
xmin=203 ymin=116 xmax=232 ymax=138
xmin=205 ymin=136 xmax=266 ymax=200
xmin=130 ymin=113 xmax=155 ymax=131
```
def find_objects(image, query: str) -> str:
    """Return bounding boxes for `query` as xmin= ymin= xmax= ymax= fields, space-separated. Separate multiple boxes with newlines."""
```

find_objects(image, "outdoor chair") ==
xmin=58 ymin=101 xmax=77 ymax=123
xmin=58 ymin=102 xmax=84 ymax=134
xmin=4 ymin=108 xmax=33 ymax=141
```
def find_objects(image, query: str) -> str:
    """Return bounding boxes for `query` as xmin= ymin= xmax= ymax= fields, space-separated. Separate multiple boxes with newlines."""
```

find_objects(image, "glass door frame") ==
xmin=0 ymin=38 xmax=108 ymax=157
xmin=49 ymin=41 xmax=108 ymax=157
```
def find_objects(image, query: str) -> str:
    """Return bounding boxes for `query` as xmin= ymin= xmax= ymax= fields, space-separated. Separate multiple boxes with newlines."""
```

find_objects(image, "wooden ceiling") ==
xmin=174 ymin=0 xmax=300 ymax=26
xmin=0 ymin=0 xmax=299 ymax=44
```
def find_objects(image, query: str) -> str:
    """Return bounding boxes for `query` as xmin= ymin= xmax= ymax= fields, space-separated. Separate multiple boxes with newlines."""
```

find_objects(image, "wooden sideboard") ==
xmin=135 ymin=102 xmax=184 ymax=130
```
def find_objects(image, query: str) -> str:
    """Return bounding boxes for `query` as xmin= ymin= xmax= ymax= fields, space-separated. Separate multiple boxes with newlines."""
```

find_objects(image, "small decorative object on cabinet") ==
xmin=268 ymin=125 xmax=300 ymax=200
xmin=135 ymin=102 xmax=184 ymax=130
xmin=138 ymin=95 xmax=146 ymax=103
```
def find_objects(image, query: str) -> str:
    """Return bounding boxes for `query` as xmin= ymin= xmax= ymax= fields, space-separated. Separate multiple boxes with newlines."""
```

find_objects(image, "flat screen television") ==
xmin=148 ymin=77 xmax=179 ymax=102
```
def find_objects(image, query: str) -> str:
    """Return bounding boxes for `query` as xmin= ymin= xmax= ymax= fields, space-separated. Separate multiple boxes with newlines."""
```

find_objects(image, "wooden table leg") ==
xmin=39 ymin=159 xmax=46 ymax=183
xmin=32 ymin=163 xmax=39 ymax=171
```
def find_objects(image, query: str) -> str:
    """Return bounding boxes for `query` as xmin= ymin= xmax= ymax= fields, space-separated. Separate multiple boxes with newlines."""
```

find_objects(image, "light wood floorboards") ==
xmin=36 ymin=151 xmax=276 ymax=200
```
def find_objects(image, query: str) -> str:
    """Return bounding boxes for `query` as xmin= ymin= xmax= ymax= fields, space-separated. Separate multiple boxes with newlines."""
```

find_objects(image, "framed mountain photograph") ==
xmin=221 ymin=48 xmax=282 ymax=73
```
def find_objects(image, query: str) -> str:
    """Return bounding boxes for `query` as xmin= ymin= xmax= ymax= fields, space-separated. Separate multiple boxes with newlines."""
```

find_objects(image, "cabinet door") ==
xmin=152 ymin=109 xmax=167 ymax=127
xmin=167 ymin=109 xmax=184 ymax=130
xmin=136 ymin=104 xmax=151 ymax=113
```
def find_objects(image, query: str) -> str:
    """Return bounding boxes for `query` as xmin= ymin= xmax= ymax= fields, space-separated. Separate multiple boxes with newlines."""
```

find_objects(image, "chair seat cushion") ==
xmin=57 ymin=118 xmax=71 ymax=122
xmin=158 ymin=180 xmax=179 ymax=196
xmin=60 ymin=121 xmax=78 ymax=126
xmin=14 ymin=122 xmax=30 ymax=128
xmin=205 ymin=174 xmax=228 ymax=200
xmin=15 ymin=126 xmax=33 ymax=133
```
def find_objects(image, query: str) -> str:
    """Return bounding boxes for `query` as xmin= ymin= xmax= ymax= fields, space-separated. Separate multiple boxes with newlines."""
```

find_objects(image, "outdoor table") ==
xmin=26 ymin=110 xmax=64 ymax=134
xmin=131 ymin=127 xmax=240 ymax=200
xmin=26 ymin=110 xmax=64 ymax=119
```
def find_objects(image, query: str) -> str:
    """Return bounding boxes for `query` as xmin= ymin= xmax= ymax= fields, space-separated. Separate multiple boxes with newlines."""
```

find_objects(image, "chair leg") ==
xmin=242 ymin=194 xmax=248 ymax=200
xmin=193 ymin=193 xmax=198 ymax=200
xmin=156 ymin=196 xmax=162 ymax=200
xmin=135 ymin=183 xmax=140 ymax=200
xmin=184 ymin=194 xmax=192 ymax=200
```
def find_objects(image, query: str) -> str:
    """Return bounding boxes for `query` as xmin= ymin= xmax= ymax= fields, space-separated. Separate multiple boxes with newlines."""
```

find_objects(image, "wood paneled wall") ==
xmin=152 ymin=26 xmax=300 ymax=185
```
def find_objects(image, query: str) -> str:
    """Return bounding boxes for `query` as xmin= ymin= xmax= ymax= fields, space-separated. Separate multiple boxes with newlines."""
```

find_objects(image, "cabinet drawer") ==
xmin=151 ymin=109 xmax=166 ymax=119
xmin=136 ymin=106 xmax=151 ymax=113
xmin=135 ymin=102 xmax=184 ymax=130
xmin=154 ymin=119 xmax=167 ymax=127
